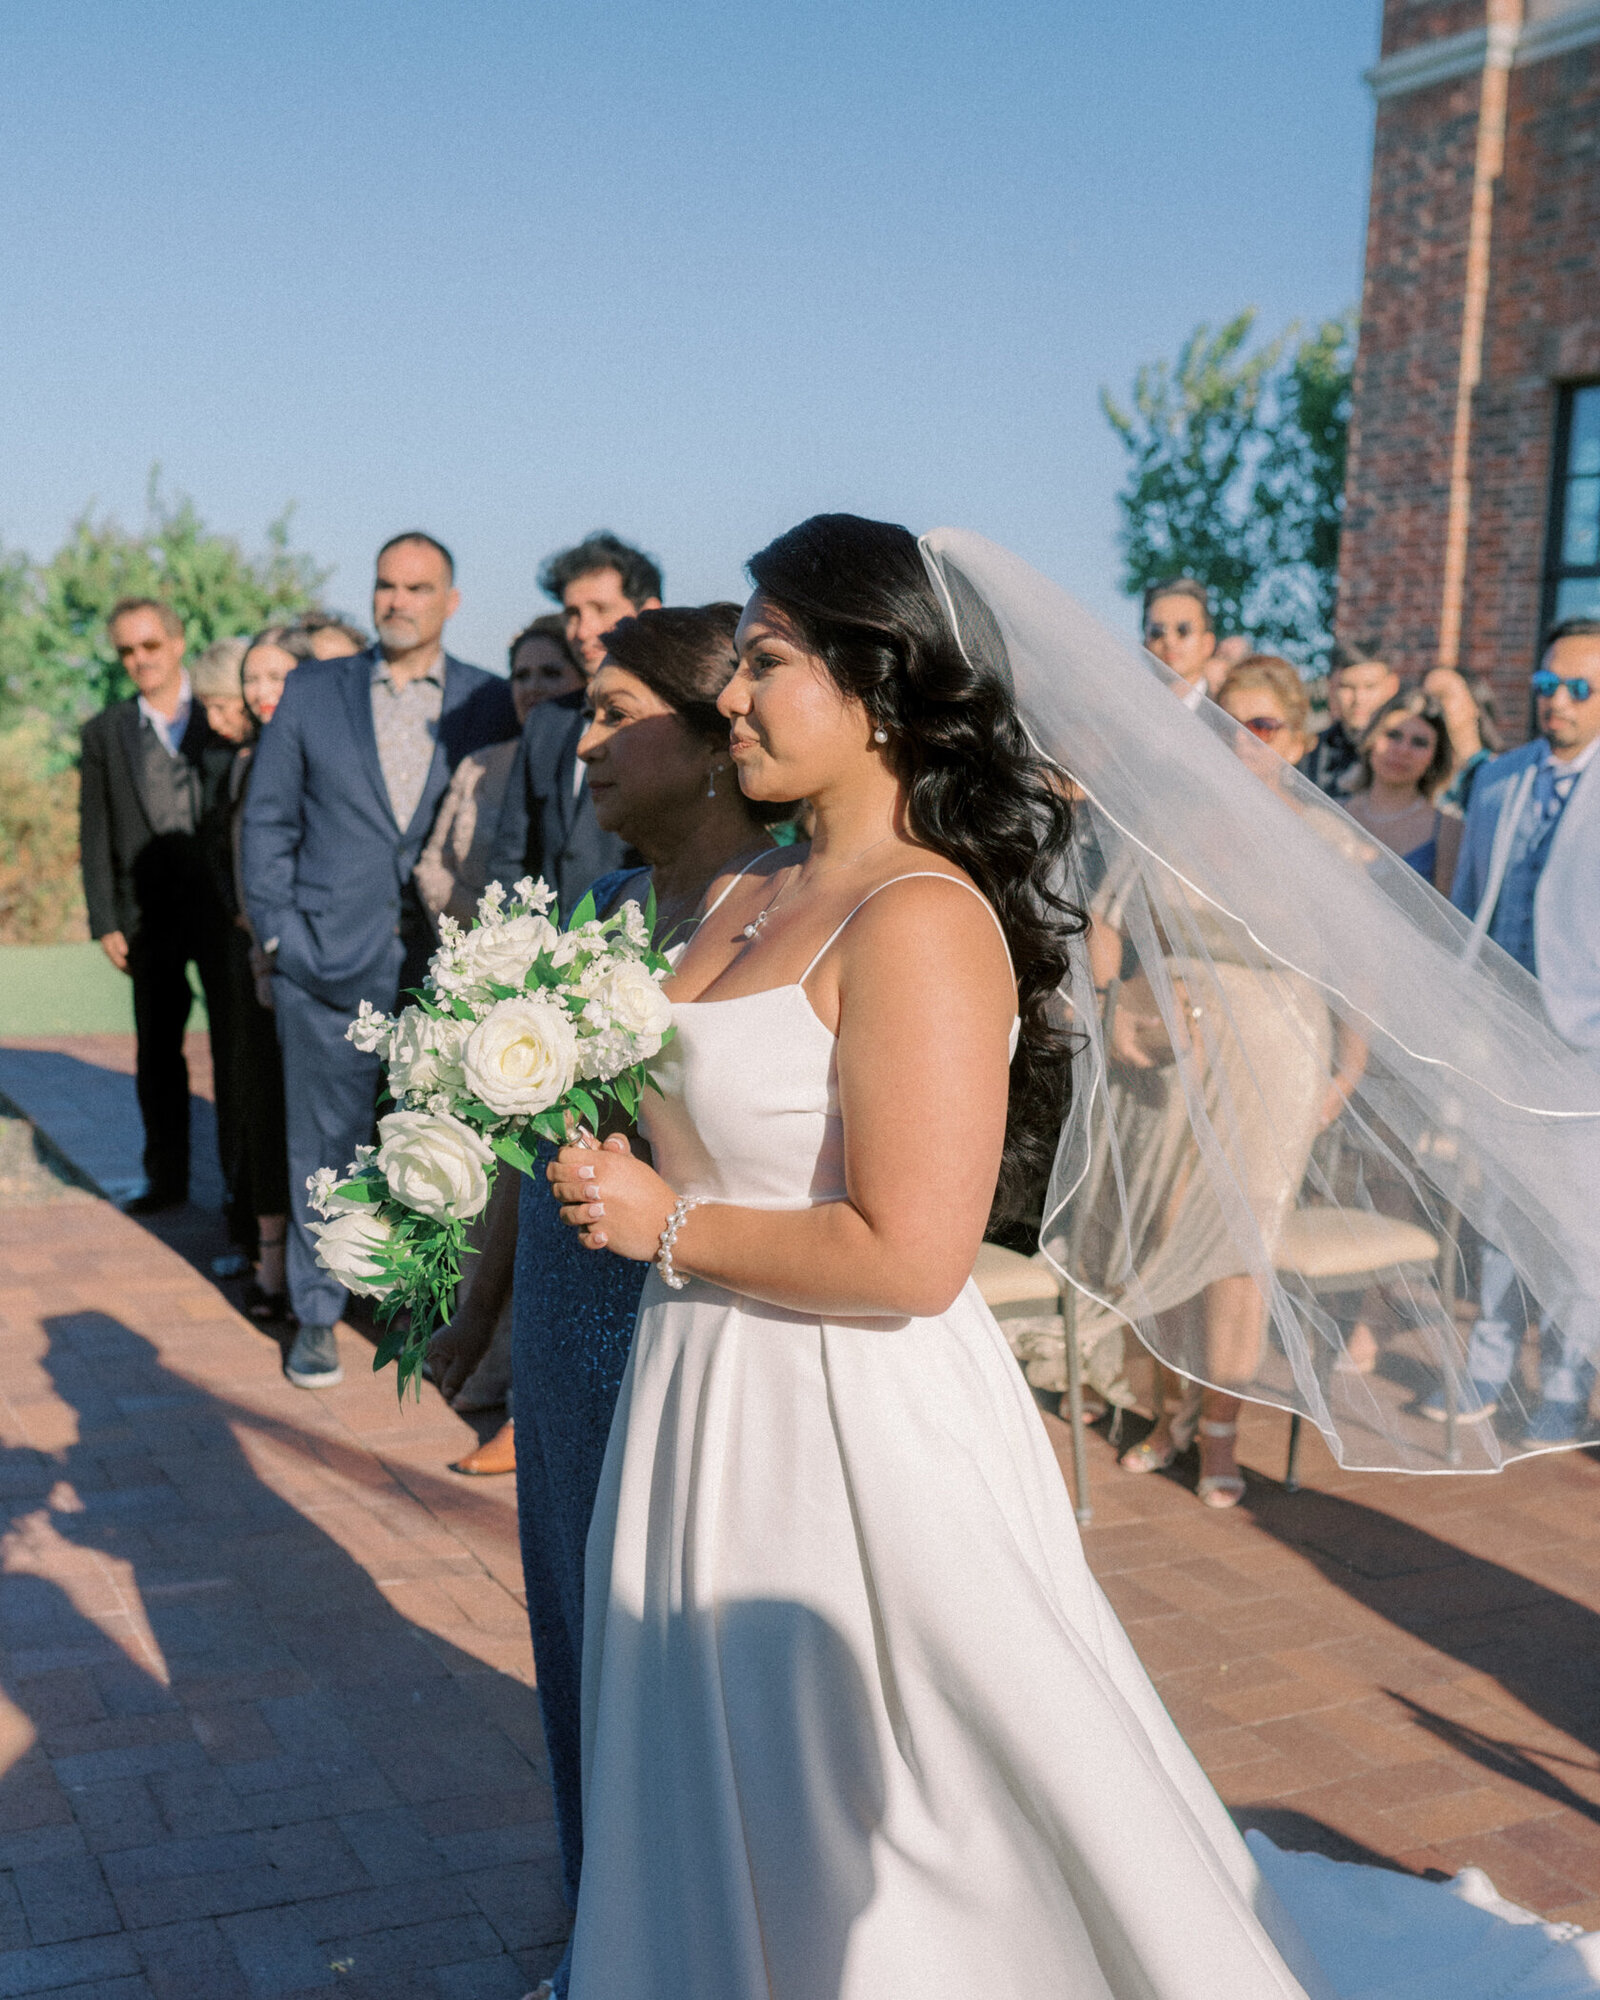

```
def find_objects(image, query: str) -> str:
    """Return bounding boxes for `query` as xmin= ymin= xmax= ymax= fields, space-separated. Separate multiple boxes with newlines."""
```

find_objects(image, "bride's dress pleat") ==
xmin=568 ymin=980 xmax=1332 ymax=1999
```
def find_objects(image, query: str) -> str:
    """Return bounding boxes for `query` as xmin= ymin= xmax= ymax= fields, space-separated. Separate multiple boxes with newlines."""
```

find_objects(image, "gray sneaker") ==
xmin=285 ymin=1323 xmax=344 ymax=1389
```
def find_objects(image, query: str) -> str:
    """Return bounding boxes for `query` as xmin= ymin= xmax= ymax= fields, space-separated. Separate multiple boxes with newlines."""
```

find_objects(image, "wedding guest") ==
xmin=242 ymin=534 xmax=516 ymax=1388
xmin=1141 ymin=576 xmax=1216 ymax=710
xmin=430 ymin=604 xmax=778 ymax=1999
xmin=1098 ymin=654 xmax=1363 ymax=1505
xmin=415 ymin=617 xmax=582 ymax=929
xmin=79 ymin=599 xmax=231 ymax=1214
xmin=1442 ymin=618 xmax=1600 ymax=1445
xmin=486 ymin=533 xmax=662 ymax=909
xmin=1302 ymin=655 xmax=1400 ymax=796
xmin=1343 ymin=688 xmax=1456 ymax=889
xmin=188 ymin=636 xmax=261 ymax=1269
xmin=293 ymin=611 xmax=369 ymax=659
xmin=412 ymin=621 xmax=586 ymax=1465
xmin=190 ymin=638 xmax=251 ymax=746
xmin=204 ymin=626 xmax=318 ymax=1319
xmin=1424 ymin=665 xmax=1503 ymax=813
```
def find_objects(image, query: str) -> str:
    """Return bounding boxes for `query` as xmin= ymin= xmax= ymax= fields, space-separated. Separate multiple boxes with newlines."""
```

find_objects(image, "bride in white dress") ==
xmin=545 ymin=515 xmax=1600 ymax=1999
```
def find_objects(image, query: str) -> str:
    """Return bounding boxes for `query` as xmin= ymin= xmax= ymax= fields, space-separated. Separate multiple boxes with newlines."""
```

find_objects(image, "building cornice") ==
xmin=1367 ymin=2 xmax=1600 ymax=99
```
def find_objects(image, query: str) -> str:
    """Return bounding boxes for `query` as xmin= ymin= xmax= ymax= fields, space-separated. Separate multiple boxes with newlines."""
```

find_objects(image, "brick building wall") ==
xmin=1337 ymin=0 xmax=1600 ymax=736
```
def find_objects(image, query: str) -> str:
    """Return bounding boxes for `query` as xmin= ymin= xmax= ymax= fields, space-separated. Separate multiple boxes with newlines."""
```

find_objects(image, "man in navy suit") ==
xmin=242 ymin=533 xmax=516 ymax=1387
xmin=486 ymin=532 xmax=661 ymax=910
xmin=1438 ymin=617 xmax=1600 ymax=1446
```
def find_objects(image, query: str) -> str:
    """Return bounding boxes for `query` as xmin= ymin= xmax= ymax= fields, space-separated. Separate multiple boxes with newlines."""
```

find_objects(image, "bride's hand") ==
xmin=548 ymin=1133 xmax=675 ymax=1260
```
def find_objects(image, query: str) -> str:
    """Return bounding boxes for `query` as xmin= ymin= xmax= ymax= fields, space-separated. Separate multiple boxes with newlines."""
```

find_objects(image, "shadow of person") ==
xmin=1242 ymin=1478 xmax=1600 ymax=1790
xmin=0 ymin=1311 xmax=564 ymax=1985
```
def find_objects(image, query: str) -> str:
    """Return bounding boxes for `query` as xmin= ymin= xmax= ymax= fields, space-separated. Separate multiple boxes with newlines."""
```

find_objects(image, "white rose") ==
xmin=374 ymin=1110 xmax=495 ymax=1221
xmin=311 ymin=1207 xmax=398 ymax=1296
xmin=439 ymin=913 xmax=559 ymax=1002
xmin=581 ymin=959 xmax=672 ymax=1065
xmin=386 ymin=1008 xmax=471 ymax=1102
xmin=461 ymin=995 xmax=580 ymax=1115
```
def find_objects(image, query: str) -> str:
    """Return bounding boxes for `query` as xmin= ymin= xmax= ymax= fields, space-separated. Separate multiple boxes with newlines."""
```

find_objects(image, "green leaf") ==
xmin=491 ymin=1132 xmax=537 ymax=1174
xmin=567 ymin=888 xmax=597 ymax=932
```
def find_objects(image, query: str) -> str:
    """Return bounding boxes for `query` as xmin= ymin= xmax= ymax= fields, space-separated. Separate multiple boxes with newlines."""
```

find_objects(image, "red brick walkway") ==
xmin=0 ymin=1034 xmax=1597 ymax=1994
xmin=1057 ymin=1401 xmax=1600 ymax=1930
xmin=0 ymin=1189 xmax=559 ymax=1998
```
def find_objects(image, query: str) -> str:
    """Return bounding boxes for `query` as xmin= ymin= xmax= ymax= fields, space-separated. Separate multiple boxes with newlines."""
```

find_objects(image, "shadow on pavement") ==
xmin=0 ymin=1309 xmax=561 ymax=1998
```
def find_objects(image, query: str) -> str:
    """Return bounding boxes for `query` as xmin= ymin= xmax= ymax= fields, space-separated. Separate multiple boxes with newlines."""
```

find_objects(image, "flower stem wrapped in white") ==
xmin=374 ymin=1110 xmax=495 ymax=1221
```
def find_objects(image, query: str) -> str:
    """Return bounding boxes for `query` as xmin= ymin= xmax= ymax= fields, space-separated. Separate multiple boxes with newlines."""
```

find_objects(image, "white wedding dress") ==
xmin=567 ymin=880 xmax=1600 ymax=2000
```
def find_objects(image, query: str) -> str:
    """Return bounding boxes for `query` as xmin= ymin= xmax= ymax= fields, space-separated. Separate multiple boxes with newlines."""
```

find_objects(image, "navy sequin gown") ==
xmin=511 ymin=868 xmax=649 ymax=1994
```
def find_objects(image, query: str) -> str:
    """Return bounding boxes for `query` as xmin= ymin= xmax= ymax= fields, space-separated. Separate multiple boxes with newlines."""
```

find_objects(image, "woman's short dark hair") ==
xmin=508 ymin=612 xmax=577 ymax=672
xmin=1141 ymin=576 xmax=1214 ymax=632
xmin=295 ymin=610 xmax=370 ymax=651
xmin=600 ymin=604 xmax=789 ymax=829
xmin=539 ymin=532 xmax=662 ymax=611
xmin=1357 ymin=690 xmax=1454 ymax=801
xmin=745 ymin=514 xmax=1083 ymax=1229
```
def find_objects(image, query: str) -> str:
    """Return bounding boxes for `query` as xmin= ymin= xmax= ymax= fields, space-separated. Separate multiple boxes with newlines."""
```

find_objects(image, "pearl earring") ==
xmin=873 ymin=727 xmax=889 ymax=744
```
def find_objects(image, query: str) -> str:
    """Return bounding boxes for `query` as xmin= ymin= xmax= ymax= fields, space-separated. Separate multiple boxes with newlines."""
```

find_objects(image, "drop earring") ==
xmin=706 ymin=765 xmax=719 ymax=799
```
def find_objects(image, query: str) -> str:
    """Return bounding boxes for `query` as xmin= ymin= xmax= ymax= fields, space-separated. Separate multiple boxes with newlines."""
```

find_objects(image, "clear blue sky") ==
xmin=0 ymin=1 xmax=1379 ymax=669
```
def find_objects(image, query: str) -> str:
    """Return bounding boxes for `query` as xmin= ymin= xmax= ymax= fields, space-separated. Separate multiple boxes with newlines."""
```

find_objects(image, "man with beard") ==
xmin=242 ymin=533 xmax=516 ymax=1387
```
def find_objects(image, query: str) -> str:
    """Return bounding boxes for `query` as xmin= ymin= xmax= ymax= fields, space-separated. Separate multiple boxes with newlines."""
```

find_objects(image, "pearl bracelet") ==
xmin=657 ymin=1195 xmax=710 ymax=1290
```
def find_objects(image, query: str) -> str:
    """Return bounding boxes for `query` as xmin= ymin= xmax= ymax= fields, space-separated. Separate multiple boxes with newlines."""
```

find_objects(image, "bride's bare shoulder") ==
xmin=840 ymin=863 xmax=1011 ymax=989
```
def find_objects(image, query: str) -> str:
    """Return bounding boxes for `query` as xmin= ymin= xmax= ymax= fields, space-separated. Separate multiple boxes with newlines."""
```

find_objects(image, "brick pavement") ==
xmin=0 ymin=1171 xmax=559 ymax=1998
xmin=0 ymin=1031 xmax=1597 ymax=1995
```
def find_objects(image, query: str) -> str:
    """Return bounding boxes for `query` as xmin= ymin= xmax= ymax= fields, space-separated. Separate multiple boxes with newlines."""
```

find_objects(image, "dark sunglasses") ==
xmin=1532 ymin=670 xmax=1594 ymax=703
xmin=1238 ymin=715 xmax=1287 ymax=740
xmin=1145 ymin=620 xmax=1201 ymax=641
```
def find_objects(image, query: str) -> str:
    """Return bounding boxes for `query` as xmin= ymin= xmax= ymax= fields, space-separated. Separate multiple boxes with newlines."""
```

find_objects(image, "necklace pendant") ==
xmin=742 ymin=909 xmax=770 ymax=941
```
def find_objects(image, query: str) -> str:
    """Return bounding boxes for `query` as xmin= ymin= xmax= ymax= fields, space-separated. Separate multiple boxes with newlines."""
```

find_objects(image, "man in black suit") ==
xmin=486 ymin=532 xmax=662 ymax=909
xmin=79 ymin=598 xmax=233 ymax=1213
xmin=242 ymin=534 xmax=516 ymax=1388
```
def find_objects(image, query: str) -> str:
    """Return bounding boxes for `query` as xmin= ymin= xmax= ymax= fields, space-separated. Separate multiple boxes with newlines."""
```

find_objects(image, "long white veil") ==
xmin=920 ymin=526 xmax=1600 ymax=1474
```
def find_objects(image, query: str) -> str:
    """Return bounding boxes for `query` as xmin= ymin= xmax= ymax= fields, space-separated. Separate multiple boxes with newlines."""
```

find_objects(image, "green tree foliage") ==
xmin=1101 ymin=310 xmax=1355 ymax=664
xmin=0 ymin=472 xmax=329 ymax=758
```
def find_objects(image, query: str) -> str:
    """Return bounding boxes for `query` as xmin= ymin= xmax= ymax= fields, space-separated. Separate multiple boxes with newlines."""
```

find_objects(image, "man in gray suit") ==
xmin=487 ymin=532 xmax=662 ymax=909
xmin=242 ymin=534 xmax=515 ymax=1387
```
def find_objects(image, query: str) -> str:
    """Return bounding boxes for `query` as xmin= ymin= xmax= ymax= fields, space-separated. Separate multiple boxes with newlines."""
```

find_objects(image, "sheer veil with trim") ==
xmin=920 ymin=527 xmax=1600 ymax=1474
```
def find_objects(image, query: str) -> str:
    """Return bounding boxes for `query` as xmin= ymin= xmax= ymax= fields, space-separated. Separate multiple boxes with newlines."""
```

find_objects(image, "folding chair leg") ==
xmin=1062 ymin=1291 xmax=1093 ymax=1526
xmin=1284 ymin=1413 xmax=1303 ymax=1494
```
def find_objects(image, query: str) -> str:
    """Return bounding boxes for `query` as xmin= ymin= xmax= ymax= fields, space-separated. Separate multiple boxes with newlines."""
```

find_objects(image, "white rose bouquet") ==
xmin=308 ymin=876 xmax=674 ymax=1395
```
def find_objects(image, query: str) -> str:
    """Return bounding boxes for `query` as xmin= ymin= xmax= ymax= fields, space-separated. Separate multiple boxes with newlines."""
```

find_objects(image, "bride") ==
xmin=545 ymin=515 xmax=1600 ymax=1998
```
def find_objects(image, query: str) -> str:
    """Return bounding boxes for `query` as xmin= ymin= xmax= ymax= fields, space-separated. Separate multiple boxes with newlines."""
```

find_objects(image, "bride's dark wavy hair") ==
xmin=746 ymin=513 xmax=1083 ymax=1229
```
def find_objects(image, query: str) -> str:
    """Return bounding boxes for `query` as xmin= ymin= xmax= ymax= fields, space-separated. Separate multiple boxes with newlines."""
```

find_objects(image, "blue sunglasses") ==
xmin=1532 ymin=669 xmax=1594 ymax=703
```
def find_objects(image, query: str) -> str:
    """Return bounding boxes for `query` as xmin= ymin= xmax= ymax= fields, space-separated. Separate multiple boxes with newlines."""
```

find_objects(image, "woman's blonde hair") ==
xmin=1217 ymin=654 xmax=1310 ymax=736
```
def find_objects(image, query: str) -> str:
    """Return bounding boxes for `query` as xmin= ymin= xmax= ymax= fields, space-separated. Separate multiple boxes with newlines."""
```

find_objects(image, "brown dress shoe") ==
xmin=450 ymin=1418 xmax=515 ymax=1476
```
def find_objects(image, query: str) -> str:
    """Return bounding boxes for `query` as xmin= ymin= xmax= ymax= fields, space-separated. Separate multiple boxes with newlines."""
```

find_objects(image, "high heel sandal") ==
xmin=1119 ymin=1392 xmax=1201 ymax=1475
xmin=1196 ymin=1420 xmax=1246 ymax=1509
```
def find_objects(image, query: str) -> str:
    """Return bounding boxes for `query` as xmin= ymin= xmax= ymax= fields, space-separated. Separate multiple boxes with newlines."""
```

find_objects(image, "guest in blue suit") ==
xmin=1439 ymin=618 xmax=1600 ymax=1446
xmin=241 ymin=532 xmax=516 ymax=1388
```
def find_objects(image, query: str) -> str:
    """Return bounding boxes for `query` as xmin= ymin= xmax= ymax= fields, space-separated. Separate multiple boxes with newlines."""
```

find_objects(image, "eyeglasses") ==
xmin=1145 ymin=621 xmax=1201 ymax=642
xmin=1532 ymin=670 xmax=1595 ymax=703
xmin=1236 ymin=715 xmax=1287 ymax=740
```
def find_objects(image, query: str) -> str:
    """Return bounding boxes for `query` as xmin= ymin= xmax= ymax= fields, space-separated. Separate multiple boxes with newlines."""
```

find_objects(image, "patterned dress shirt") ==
xmin=370 ymin=656 xmax=445 ymax=831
